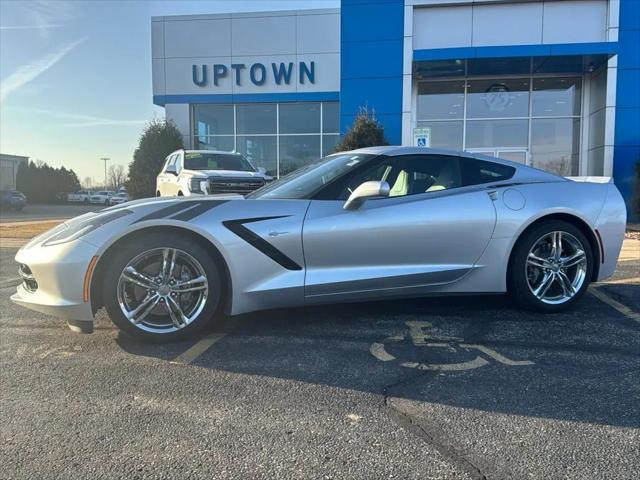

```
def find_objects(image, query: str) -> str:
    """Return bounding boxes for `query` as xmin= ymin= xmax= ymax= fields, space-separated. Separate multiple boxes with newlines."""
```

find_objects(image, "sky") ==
xmin=0 ymin=0 xmax=339 ymax=184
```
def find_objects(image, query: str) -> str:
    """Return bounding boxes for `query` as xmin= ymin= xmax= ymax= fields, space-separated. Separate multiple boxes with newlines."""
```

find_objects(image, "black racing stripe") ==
xmin=134 ymin=200 xmax=227 ymax=223
xmin=169 ymin=200 xmax=228 ymax=221
xmin=134 ymin=200 xmax=201 ymax=223
xmin=223 ymin=216 xmax=302 ymax=271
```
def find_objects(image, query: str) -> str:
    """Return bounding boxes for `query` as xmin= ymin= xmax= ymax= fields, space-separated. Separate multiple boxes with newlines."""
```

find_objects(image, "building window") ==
xmin=417 ymin=75 xmax=582 ymax=175
xmin=193 ymin=101 xmax=339 ymax=177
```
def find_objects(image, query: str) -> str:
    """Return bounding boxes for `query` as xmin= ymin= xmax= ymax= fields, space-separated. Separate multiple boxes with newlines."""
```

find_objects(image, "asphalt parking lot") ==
xmin=1 ymin=233 xmax=638 ymax=479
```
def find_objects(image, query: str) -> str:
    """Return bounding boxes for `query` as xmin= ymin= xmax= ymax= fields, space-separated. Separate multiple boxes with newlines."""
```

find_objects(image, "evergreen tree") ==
xmin=334 ymin=107 xmax=388 ymax=152
xmin=127 ymin=119 xmax=184 ymax=199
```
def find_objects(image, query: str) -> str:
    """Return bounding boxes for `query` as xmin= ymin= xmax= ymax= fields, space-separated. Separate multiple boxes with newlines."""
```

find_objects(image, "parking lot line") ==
xmin=170 ymin=332 xmax=227 ymax=364
xmin=589 ymin=286 xmax=640 ymax=324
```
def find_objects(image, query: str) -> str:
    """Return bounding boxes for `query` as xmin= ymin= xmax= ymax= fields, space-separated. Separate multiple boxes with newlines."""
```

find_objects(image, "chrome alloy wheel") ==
xmin=116 ymin=247 xmax=209 ymax=333
xmin=525 ymin=231 xmax=588 ymax=305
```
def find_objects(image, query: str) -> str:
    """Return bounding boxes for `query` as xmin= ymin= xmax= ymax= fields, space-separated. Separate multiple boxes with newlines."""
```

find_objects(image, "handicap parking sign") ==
xmin=413 ymin=127 xmax=431 ymax=147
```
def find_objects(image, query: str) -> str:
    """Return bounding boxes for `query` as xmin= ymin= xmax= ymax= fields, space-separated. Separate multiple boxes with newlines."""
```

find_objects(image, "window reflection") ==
xmin=280 ymin=135 xmax=321 ymax=176
xmin=236 ymin=136 xmax=277 ymax=176
xmin=194 ymin=105 xmax=234 ymax=136
xmin=532 ymin=78 xmax=581 ymax=117
xmin=416 ymin=121 xmax=463 ymax=150
xmin=530 ymin=118 xmax=580 ymax=176
xmin=191 ymin=102 xmax=339 ymax=178
xmin=194 ymin=135 xmax=234 ymax=151
xmin=467 ymin=79 xmax=530 ymax=119
xmin=279 ymin=103 xmax=321 ymax=134
xmin=236 ymin=104 xmax=276 ymax=134
xmin=466 ymin=120 xmax=529 ymax=148
xmin=417 ymin=82 xmax=465 ymax=120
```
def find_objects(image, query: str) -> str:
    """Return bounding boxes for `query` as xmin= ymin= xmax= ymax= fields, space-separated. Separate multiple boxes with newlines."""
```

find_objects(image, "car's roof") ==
xmin=182 ymin=149 xmax=241 ymax=155
xmin=348 ymin=146 xmax=512 ymax=163
xmin=346 ymin=146 xmax=565 ymax=182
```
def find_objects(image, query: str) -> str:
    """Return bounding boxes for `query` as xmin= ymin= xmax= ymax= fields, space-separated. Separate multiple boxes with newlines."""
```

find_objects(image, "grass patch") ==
xmin=0 ymin=221 xmax=62 ymax=239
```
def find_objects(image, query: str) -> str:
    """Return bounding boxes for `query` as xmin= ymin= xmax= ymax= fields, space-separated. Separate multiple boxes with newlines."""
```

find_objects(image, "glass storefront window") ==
xmin=466 ymin=119 xmax=529 ymax=148
xmin=280 ymin=135 xmax=321 ymax=176
xmin=236 ymin=104 xmax=276 ymax=134
xmin=279 ymin=103 xmax=321 ymax=134
xmin=530 ymin=118 xmax=580 ymax=176
xmin=194 ymin=135 xmax=234 ymax=151
xmin=322 ymin=102 xmax=340 ymax=133
xmin=322 ymin=134 xmax=340 ymax=156
xmin=416 ymin=121 xmax=463 ymax=150
xmin=192 ymin=102 xmax=338 ymax=178
xmin=236 ymin=135 xmax=277 ymax=176
xmin=532 ymin=77 xmax=581 ymax=117
xmin=194 ymin=105 xmax=234 ymax=136
xmin=417 ymin=81 xmax=465 ymax=120
xmin=466 ymin=79 xmax=530 ymax=119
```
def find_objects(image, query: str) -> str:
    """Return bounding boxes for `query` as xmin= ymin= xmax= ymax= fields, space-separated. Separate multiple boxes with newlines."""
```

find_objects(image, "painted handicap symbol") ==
xmin=416 ymin=137 xmax=427 ymax=147
xmin=370 ymin=321 xmax=533 ymax=371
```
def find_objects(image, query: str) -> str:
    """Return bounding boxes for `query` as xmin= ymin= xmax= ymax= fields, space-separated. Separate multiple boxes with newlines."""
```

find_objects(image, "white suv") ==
xmin=156 ymin=150 xmax=271 ymax=197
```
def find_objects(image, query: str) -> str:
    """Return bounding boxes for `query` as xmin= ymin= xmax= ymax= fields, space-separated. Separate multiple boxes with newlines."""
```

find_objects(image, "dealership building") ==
xmin=152 ymin=0 xmax=639 ymax=215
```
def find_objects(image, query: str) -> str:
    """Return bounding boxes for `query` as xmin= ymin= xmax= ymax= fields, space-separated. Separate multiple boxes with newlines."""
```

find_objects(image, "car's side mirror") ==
xmin=165 ymin=164 xmax=178 ymax=175
xmin=343 ymin=180 xmax=390 ymax=210
xmin=256 ymin=166 xmax=267 ymax=175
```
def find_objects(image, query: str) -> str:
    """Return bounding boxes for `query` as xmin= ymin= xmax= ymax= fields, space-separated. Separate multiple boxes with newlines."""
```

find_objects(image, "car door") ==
xmin=302 ymin=153 xmax=497 ymax=301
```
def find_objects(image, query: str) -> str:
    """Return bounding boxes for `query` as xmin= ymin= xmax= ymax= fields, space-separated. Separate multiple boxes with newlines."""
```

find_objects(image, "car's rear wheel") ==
xmin=509 ymin=220 xmax=592 ymax=312
xmin=102 ymin=232 xmax=222 ymax=342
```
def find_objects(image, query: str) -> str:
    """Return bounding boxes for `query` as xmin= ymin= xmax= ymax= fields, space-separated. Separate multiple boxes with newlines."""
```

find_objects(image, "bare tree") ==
xmin=82 ymin=177 xmax=93 ymax=189
xmin=107 ymin=164 xmax=127 ymax=190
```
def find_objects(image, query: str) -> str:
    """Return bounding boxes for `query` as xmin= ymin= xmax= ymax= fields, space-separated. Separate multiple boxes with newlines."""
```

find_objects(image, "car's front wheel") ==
xmin=509 ymin=220 xmax=593 ymax=312
xmin=102 ymin=232 xmax=222 ymax=342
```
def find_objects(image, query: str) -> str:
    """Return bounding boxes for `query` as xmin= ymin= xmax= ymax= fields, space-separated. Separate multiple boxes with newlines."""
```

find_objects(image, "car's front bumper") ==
xmin=11 ymin=238 xmax=99 ymax=323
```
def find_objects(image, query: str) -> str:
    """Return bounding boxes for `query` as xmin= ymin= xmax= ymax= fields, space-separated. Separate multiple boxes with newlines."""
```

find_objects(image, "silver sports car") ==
xmin=12 ymin=147 xmax=626 ymax=342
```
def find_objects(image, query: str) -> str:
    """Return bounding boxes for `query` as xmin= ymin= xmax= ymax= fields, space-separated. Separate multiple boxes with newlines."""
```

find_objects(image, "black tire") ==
xmin=102 ymin=232 xmax=223 ymax=342
xmin=508 ymin=220 xmax=593 ymax=313
xmin=177 ymin=191 xmax=184 ymax=196
xmin=84 ymin=198 xmax=89 ymax=204
xmin=156 ymin=191 xmax=161 ymax=197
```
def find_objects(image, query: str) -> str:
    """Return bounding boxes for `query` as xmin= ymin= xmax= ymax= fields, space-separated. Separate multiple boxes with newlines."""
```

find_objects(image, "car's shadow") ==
xmin=115 ymin=291 xmax=640 ymax=428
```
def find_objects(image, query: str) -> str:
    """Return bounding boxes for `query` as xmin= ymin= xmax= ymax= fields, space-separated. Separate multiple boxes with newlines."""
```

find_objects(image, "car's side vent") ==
xmin=18 ymin=264 xmax=38 ymax=293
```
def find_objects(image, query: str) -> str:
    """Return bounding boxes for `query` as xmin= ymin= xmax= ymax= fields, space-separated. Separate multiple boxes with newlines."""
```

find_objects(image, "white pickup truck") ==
xmin=66 ymin=190 xmax=91 ymax=203
xmin=156 ymin=150 xmax=271 ymax=197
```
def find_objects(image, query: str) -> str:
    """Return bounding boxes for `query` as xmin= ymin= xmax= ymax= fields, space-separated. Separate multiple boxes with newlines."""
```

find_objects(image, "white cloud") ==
xmin=0 ymin=37 xmax=86 ymax=102
xmin=0 ymin=24 xmax=63 ymax=30
xmin=20 ymin=108 xmax=147 ymax=128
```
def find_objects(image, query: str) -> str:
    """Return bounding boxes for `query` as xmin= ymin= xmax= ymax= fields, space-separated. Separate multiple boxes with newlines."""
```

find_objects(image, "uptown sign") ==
xmin=192 ymin=61 xmax=316 ymax=87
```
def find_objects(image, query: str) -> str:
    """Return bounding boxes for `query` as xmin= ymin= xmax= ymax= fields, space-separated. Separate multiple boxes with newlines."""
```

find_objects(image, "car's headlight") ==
xmin=189 ymin=178 xmax=208 ymax=193
xmin=42 ymin=209 xmax=132 ymax=247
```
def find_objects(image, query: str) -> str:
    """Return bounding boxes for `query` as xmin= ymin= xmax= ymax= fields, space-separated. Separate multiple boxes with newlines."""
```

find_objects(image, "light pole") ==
xmin=100 ymin=157 xmax=110 ymax=188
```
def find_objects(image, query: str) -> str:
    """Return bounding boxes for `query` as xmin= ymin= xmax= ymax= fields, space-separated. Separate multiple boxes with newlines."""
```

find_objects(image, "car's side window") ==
xmin=174 ymin=153 xmax=183 ymax=174
xmin=165 ymin=154 xmax=178 ymax=172
xmin=162 ymin=155 xmax=173 ymax=172
xmin=461 ymin=157 xmax=516 ymax=186
xmin=317 ymin=154 xmax=464 ymax=201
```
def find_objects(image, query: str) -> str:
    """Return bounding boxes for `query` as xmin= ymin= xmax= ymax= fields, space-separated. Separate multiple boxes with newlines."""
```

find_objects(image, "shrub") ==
xmin=334 ymin=107 xmax=388 ymax=152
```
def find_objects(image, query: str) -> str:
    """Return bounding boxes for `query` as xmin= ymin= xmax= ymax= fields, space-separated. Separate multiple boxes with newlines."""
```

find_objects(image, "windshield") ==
xmin=184 ymin=152 xmax=255 ymax=172
xmin=247 ymin=153 xmax=377 ymax=200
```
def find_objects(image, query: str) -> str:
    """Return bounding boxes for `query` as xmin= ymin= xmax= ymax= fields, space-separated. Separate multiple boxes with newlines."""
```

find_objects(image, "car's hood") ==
xmin=183 ymin=169 xmax=263 ymax=178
